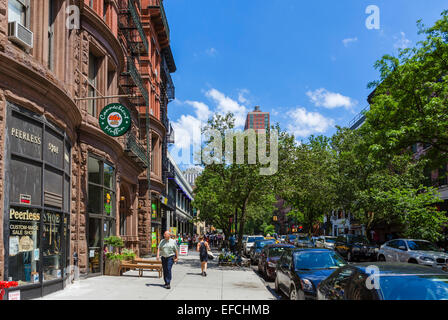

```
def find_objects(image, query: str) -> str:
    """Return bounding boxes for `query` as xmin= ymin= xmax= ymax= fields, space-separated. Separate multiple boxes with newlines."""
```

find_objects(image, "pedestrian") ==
xmin=157 ymin=231 xmax=179 ymax=289
xmin=229 ymin=234 xmax=236 ymax=253
xmin=197 ymin=235 xmax=211 ymax=276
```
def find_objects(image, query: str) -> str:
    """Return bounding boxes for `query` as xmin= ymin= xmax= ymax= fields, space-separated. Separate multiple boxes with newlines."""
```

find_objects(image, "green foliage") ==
xmin=105 ymin=249 xmax=136 ymax=261
xmin=364 ymin=10 xmax=448 ymax=170
xmin=104 ymin=236 xmax=124 ymax=249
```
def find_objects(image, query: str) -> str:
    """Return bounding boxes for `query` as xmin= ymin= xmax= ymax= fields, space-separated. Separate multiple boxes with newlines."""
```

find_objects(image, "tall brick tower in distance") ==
xmin=244 ymin=106 xmax=270 ymax=132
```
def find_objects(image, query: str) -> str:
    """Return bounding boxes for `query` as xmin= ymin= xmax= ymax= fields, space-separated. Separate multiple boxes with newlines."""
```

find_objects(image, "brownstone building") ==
xmin=0 ymin=0 xmax=176 ymax=299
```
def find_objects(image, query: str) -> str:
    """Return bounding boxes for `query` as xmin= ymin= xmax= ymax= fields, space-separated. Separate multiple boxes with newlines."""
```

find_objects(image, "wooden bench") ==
xmin=119 ymin=260 xmax=163 ymax=278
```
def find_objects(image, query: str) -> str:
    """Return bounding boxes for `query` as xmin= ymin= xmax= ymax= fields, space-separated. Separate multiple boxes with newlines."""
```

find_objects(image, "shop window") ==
xmin=5 ymin=103 xmax=71 ymax=288
xmin=42 ymin=211 xmax=62 ymax=281
xmin=8 ymin=207 xmax=41 ymax=285
xmin=87 ymin=155 xmax=116 ymax=274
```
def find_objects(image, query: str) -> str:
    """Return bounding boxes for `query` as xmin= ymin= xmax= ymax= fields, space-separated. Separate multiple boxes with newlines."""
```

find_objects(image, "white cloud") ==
xmin=184 ymin=100 xmax=212 ymax=122
xmin=205 ymin=47 xmax=218 ymax=56
xmin=394 ymin=32 xmax=411 ymax=50
xmin=237 ymin=89 xmax=250 ymax=104
xmin=287 ymin=107 xmax=335 ymax=138
xmin=205 ymin=88 xmax=248 ymax=128
xmin=306 ymin=88 xmax=357 ymax=110
xmin=342 ymin=37 xmax=358 ymax=47
xmin=170 ymin=89 xmax=250 ymax=165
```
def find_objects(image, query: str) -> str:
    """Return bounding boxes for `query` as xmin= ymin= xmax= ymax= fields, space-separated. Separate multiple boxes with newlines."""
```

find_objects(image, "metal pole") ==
xmin=74 ymin=94 xmax=139 ymax=101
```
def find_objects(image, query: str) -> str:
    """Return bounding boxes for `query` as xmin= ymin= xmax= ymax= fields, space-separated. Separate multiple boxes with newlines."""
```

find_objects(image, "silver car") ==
xmin=244 ymin=235 xmax=265 ymax=256
xmin=378 ymin=239 xmax=448 ymax=269
xmin=315 ymin=236 xmax=337 ymax=250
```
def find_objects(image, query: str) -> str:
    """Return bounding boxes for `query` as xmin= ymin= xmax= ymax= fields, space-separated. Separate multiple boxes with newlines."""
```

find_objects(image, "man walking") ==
xmin=157 ymin=231 xmax=179 ymax=289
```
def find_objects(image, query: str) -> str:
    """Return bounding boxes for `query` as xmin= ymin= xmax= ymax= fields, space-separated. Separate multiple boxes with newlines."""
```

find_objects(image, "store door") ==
xmin=88 ymin=217 xmax=102 ymax=275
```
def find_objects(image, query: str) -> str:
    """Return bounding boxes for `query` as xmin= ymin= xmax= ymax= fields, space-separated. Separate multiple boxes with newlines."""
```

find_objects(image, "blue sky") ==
xmin=163 ymin=0 xmax=447 ymax=165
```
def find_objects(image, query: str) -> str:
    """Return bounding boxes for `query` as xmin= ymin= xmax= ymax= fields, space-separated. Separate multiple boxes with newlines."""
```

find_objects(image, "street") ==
xmin=36 ymin=251 xmax=276 ymax=300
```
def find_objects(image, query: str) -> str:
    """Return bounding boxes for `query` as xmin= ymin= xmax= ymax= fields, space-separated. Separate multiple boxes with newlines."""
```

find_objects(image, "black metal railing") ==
xmin=148 ymin=0 xmax=170 ymax=42
xmin=127 ymin=58 xmax=149 ymax=106
xmin=128 ymin=0 xmax=149 ymax=53
xmin=125 ymin=132 xmax=149 ymax=168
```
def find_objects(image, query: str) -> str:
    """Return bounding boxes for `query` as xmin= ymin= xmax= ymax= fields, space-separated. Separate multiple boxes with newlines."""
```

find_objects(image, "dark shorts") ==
xmin=200 ymin=253 xmax=208 ymax=262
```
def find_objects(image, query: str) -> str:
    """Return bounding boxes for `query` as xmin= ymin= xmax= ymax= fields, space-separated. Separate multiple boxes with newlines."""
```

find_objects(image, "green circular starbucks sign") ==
xmin=99 ymin=103 xmax=131 ymax=137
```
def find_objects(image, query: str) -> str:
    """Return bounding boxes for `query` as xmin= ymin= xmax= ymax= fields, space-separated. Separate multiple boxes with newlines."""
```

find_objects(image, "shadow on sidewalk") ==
xmin=145 ymin=283 xmax=166 ymax=288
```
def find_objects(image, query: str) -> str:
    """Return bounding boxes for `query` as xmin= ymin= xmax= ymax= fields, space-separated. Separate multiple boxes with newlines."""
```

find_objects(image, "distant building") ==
xmin=244 ymin=106 xmax=270 ymax=132
xmin=183 ymin=166 xmax=203 ymax=187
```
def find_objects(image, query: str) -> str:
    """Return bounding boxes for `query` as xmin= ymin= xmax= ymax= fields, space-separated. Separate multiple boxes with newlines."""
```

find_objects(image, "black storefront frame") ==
xmin=3 ymin=102 xmax=71 ymax=299
xmin=86 ymin=153 xmax=116 ymax=277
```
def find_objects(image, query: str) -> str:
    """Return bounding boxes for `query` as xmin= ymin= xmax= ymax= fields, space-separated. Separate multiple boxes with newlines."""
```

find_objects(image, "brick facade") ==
xmin=0 ymin=0 xmax=175 ymax=293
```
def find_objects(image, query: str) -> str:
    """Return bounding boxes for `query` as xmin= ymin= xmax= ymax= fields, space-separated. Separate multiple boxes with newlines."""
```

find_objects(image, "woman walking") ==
xmin=197 ymin=236 xmax=210 ymax=276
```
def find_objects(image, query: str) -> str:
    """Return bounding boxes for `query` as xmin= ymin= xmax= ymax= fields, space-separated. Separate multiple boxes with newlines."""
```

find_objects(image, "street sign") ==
xmin=99 ymin=103 xmax=131 ymax=137
xmin=179 ymin=244 xmax=188 ymax=256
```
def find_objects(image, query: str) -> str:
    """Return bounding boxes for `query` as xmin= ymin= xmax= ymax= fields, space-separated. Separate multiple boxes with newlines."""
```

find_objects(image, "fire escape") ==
xmin=118 ymin=0 xmax=150 ymax=169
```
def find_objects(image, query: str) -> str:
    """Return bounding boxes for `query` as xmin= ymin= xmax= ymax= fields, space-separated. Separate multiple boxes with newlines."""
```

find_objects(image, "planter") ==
xmin=104 ymin=259 xmax=121 ymax=276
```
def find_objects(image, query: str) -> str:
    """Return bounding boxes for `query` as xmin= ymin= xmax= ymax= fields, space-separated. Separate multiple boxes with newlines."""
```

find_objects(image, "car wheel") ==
xmin=409 ymin=259 xmax=418 ymax=264
xmin=378 ymin=255 xmax=386 ymax=262
xmin=289 ymin=285 xmax=298 ymax=300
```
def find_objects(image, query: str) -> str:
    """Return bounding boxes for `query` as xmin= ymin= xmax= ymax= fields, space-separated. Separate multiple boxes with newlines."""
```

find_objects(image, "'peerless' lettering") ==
xmin=9 ymin=208 xmax=40 ymax=221
xmin=11 ymin=128 xmax=41 ymax=145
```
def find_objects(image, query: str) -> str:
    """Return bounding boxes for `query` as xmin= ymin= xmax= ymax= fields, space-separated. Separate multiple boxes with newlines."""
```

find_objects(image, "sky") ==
xmin=163 ymin=0 xmax=448 ymax=167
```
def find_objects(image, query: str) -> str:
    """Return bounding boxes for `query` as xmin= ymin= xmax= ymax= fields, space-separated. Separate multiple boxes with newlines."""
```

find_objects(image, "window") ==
xmin=6 ymin=102 xmax=71 ymax=286
xmin=87 ymin=156 xmax=116 ymax=274
xmin=8 ymin=0 xmax=28 ymax=26
xmin=103 ymin=0 xmax=107 ymax=20
xmin=88 ymin=53 xmax=99 ymax=116
xmin=48 ymin=0 xmax=55 ymax=70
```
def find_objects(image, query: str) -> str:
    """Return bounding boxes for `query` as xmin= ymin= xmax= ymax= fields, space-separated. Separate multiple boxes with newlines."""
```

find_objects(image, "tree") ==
xmin=281 ymin=135 xmax=337 ymax=237
xmin=365 ymin=10 xmax=448 ymax=169
xmin=194 ymin=112 xmax=278 ymax=254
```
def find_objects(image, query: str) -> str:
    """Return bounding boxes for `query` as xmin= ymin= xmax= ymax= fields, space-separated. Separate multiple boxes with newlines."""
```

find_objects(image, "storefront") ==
xmin=86 ymin=155 xmax=116 ymax=275
xmin=150 ymin=195 xmax=161 ymax=255
xmin=3 ymin=102 xmax=72 ymax=299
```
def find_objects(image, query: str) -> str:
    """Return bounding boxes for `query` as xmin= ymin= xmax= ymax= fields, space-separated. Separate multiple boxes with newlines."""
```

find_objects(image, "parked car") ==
xmin=317 ymin=262 xmax=448 ymax=300
xmin=250 ymin=239 xmax=276 ymax=264
xmin=244 ymin=235 xmax=265 ymax=256
xmin=285 ymin=234 xmax=298 ymax=245
xmin=258 ymin=244 xmax=295 ymax=280
xmin=334 ymin=234 xmax=378 ymax=262
xmin=377 ymin=239 xmax=448 ymax=270
xmin=279 ymin=235 xmax=287 ymax=243
xmin=274 ymin=248 xmax=347 ymax=300
xmin=295 ymin=234 xmax=315 ymax=248
xmin=315 ymin=236 xmax=337 ymax=250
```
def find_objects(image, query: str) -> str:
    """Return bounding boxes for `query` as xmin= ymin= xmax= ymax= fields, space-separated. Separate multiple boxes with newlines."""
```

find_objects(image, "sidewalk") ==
xmin=37 ymin=250 xmax=276 ymax=300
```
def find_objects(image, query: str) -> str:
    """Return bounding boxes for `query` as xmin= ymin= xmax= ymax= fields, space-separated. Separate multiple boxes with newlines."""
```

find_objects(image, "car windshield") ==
xmin=288 ymin=235 xmax=297 ymax=240
xmin=348 ymin=235 xmax=370 ymax=244
xmin=407 ymin=241 xmax=439 ymax=251
xmin=269 ymin=247 xmax=291 ymax=257
xmin=294 ymin=251 xmax=346 ymax=270
xmin=255 ymin=240 xmax=275 ymax=248
xmin=379 ymin=274 xmax=448 ymax=300
xmin=325 ymin=237 xmax=336 ymax=243
xmin=248 ymin=236 xmax=264 ymax=243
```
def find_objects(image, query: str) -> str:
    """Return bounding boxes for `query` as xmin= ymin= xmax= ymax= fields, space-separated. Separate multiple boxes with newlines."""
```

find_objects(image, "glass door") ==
xmin=88 ymin=217 xmax=102 ymax=274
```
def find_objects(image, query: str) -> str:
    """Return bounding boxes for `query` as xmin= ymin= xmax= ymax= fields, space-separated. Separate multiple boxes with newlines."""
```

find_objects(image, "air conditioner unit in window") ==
xmin=8 ymin=21 xmax=33 ymax=50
